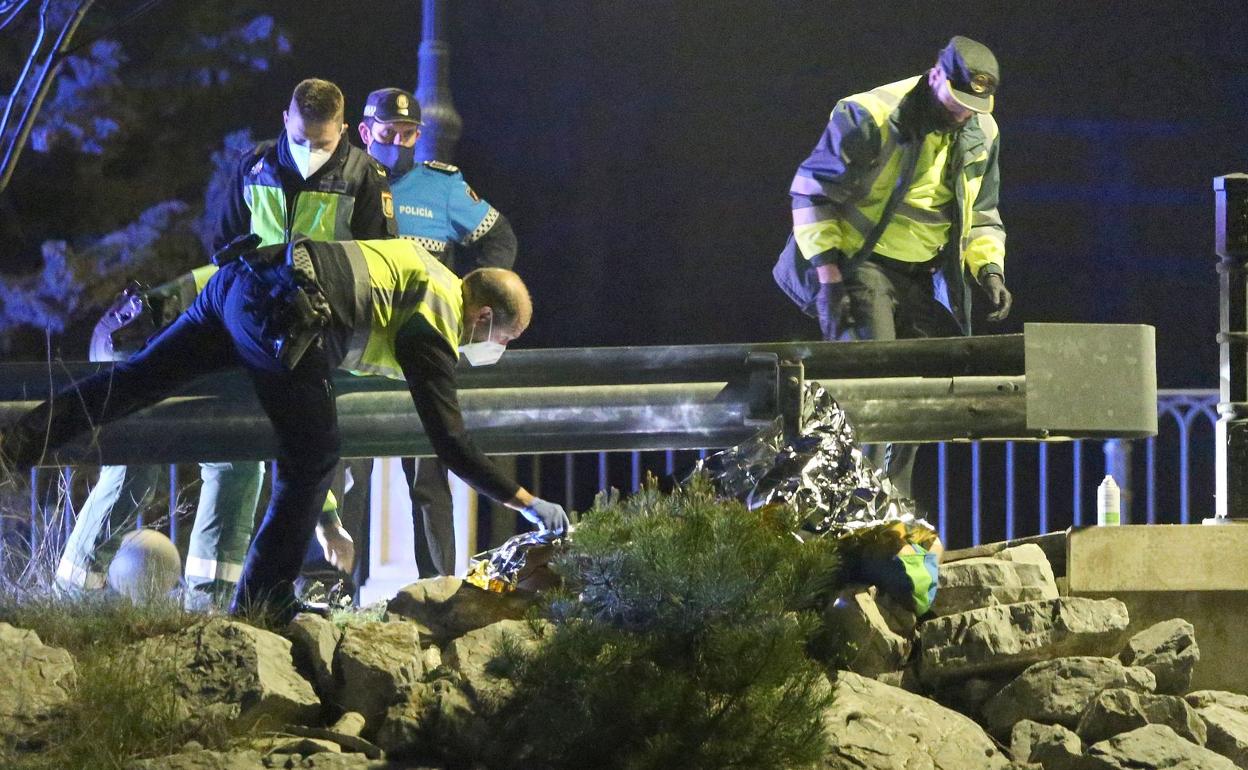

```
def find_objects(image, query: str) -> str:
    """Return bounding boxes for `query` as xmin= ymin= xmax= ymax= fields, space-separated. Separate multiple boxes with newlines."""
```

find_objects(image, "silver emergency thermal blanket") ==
xmin=698 ymin=381 xmax=922 ymax=535
xmin=468 ymin=382 xmax=939 ymax=610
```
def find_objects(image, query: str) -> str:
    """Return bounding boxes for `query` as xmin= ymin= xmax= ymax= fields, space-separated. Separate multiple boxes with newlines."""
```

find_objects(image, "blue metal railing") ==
xmin=534 ymin=389 xmax=1219 ymax=548
xmin=4 ymin=390 xmax=1221 ymax=559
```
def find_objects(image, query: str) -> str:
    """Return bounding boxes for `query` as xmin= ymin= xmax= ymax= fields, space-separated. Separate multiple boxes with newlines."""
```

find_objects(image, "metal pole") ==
xmin=415 ymin=0 xmax=462 ymax=163
xmin=1213 ymin=173 xmax=1248 ymax=522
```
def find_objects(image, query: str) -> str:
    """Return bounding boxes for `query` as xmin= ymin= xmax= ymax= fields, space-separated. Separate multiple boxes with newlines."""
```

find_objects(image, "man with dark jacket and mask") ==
xmin=2 ymin=240 xmax=568 ymax=623
xmin=786 ymin=36 xmax=1012 ymax=498
xmin=192 ymin=78 xmax=397 ymax=605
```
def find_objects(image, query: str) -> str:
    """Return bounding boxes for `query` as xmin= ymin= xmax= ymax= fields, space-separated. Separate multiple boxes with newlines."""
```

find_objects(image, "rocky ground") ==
xmin=2 ymin=544 xmax=1243 ymax=769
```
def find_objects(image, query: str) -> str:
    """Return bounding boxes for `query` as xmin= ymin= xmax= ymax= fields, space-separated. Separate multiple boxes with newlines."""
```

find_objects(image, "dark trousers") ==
xmin=401 ymin=456 xmax=456 ymax=576
xmin=9 ymin=262 xmax=340 ymax=619
xmin=844 ymin=256 xmax=962 ymax=498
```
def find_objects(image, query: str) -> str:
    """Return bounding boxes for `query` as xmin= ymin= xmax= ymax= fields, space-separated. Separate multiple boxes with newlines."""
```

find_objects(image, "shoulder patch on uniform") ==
xmin=465 ymin=185 xmax=481 ymax=203
xmin=424 ymin=160 xmax=460 ymax=174
xmin=382 ymin=190 xmax=394 ymax=219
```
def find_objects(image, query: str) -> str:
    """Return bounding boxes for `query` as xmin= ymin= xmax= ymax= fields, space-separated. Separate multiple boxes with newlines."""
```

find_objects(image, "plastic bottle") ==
xmin=1097 ymin=475 xmax=1121 ymax=526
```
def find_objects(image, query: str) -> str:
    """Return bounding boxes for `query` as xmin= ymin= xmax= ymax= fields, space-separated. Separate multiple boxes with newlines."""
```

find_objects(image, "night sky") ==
xmin=9 ymin=0 xmax=1248 ymax=387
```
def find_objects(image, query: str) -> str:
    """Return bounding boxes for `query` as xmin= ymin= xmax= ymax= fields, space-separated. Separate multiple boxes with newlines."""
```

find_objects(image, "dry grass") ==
xmin=0 ymin=476 xmax=259 ymax=769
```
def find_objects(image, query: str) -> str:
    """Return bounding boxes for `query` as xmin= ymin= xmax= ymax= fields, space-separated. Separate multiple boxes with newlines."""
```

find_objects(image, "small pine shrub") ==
xmin=481 ymin=476 xmax=842 ymax=770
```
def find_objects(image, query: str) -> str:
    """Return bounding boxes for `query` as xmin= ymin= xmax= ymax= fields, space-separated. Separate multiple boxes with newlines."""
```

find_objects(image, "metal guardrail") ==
xmin=0 ymin=325 xmax=1164 ymax=557
xmin=0 ymin=324 xmax=1158 ymax=466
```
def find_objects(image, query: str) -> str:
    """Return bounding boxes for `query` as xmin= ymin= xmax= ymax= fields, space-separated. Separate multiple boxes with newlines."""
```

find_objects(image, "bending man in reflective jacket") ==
xmin=3 ymin=240 xmax=568 ymax=622
xmin=789 ymin=36 xmax=1013 ymax=497
xmin=53 ymin=78 xmax=399 ymax=605
xmin=352 ymin=86 xmax=520 ymax=580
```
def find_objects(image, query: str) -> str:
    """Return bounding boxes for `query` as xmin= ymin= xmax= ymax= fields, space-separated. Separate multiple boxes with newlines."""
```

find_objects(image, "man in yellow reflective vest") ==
xmin=52 ymin=79 xmax=398 ymax=606
xmin=4 ymin=239 xmax=568 ymax=623
xmin=787 ymin=36 xmax=1013 ymax=498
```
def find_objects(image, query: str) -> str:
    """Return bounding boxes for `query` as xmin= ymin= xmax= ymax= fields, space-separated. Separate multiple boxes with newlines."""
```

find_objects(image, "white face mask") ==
xmin=288 ymin=135 xmax=333 ymax=179
xmin=459 ymin=313 xmax=507 ymax=366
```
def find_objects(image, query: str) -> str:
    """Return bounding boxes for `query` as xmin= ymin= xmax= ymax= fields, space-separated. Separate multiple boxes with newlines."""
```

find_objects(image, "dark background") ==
xmin=255 ymin=0 xmax=1248 ymax=388
xmin=7 ymin=0 xmax=1248 ymax=385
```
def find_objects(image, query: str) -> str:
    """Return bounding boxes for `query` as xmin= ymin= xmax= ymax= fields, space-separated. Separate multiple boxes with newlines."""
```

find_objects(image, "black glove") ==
xmin=815 ymin=281 xmax=847 ymax=341
xmin=981 ymin=273 xmax=1012 ymax=322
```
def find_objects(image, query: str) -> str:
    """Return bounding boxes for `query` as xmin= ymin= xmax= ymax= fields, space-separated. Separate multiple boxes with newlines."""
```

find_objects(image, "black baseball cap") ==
xmin=362 ymin=88 xmax=422 ymax=124
xmin=938 ymin=36 xmax=999 ymax=114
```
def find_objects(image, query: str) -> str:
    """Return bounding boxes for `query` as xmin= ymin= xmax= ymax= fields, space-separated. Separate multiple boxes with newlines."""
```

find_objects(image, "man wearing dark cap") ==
xmin=778 ymin=36 xmax=1012 ymax=498
xmin=344 ymin=86 xmax=518 ymax=580
xmin=359 ymin=87 xmax=517 ymax=271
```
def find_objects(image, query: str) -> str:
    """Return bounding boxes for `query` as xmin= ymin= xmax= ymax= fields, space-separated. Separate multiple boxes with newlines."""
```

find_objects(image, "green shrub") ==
xmin=482 ymin=477 xmax=841 ymax=770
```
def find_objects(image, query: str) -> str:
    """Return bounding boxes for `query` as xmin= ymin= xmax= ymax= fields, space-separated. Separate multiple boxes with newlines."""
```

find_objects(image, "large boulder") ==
xmin=918 ymin=597 xmax=1131 ymax=686
xmin=375 ymin=677 xmax=487 ymax=762
xmin=333 ymin=620 xmax=422 ymax=730
xmin=127 ymin=619 xmax=319 ymax=729
xmin=444 ymin=618 xmax=549 ymax=707
xmin=0 ymin=622 xmax=76 ymax=741
xmin=385 ymin=577 xmax=533 ymax=645
xmin=982 ymin=656 xmax=1156 ymax=735
xmin=286 ymin=613 xmax=342 ymax=697
xmin=933 ymin=549 xmax=1059 ymax=616
xmin=816 ymin=584 xmax=913 ymax=677
xmin=1075 ymin=688 xmax=1207 ymax=747
xmin=1009 ymin=720 xmax=1097 ymax=770
xmin=1187 ymin=690 xmax=1248 ymax=712
xmin=1085 ymin=724 xmax=1237 ymax=769
xmin=1189 ymin=702 xmax=1248 ymax=768
xmin=1118 ymin=619 xmax=1199 ymax=696
xmin=820 ymin=671 xmax=1010 ymax=769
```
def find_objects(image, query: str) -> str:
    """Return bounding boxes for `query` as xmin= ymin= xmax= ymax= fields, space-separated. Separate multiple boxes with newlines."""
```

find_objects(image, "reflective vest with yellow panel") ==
xmin=789 ymin=76 xmax=1006 ymax=331
xmin=331 ymin=239 xmax=463 ymax=379
xmin=173 ymin=139 xmax=386 ymax=302
xmin=242 ymin=140 xmax=380 ymax=247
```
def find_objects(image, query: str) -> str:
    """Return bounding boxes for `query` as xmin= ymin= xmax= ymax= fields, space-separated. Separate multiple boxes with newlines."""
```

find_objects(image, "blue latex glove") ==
xmin=521 ymin=498 xmax=571 ymax=535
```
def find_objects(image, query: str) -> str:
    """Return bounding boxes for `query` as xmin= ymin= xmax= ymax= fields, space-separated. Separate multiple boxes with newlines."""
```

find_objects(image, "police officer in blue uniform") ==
xmin=346 ymin=87 xmax=519 ymax=579
xmin=359 ymin=88 xmax=517 ymax=272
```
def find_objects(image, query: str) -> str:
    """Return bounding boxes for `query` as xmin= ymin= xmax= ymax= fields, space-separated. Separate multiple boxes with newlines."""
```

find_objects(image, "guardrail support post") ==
xmin=1213 ymin=173 xmax=1248 ymax=522
xmin=778 ymin=359 xmax=805 ymax=444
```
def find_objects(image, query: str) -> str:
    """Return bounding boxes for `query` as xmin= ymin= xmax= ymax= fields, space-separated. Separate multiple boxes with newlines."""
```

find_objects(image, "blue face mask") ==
xmin=369 ymin=142 xmax=416 ymax=178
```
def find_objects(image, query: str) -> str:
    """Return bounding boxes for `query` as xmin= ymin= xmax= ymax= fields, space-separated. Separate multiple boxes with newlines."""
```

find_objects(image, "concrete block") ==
xmin=1068 ymin=525 xmax=1248 ymax=593
xmin=1068 ymin=525 xmax=1248 ymax=693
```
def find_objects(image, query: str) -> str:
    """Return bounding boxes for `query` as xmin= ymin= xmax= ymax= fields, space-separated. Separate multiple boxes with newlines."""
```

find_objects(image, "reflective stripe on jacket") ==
xmin=243 ymin=140 xmax=383 ymax=247
xmin=790 ymin=76 xmax=1005 ymax=282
